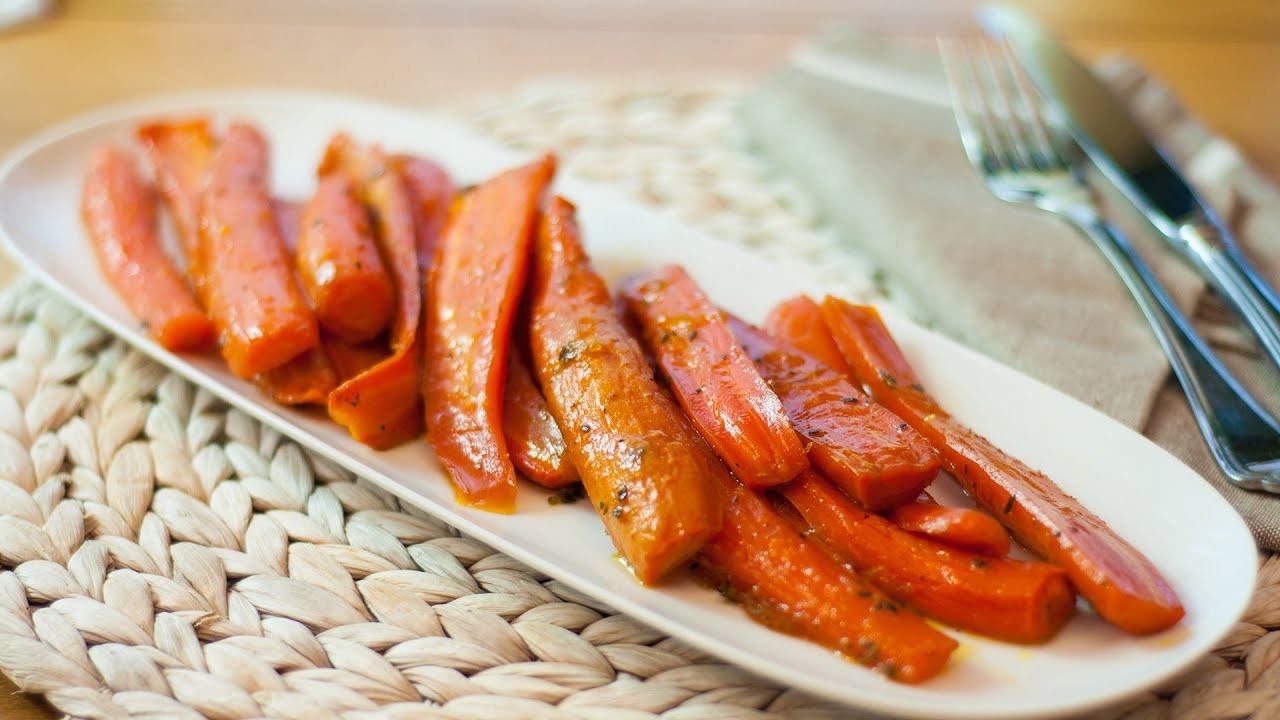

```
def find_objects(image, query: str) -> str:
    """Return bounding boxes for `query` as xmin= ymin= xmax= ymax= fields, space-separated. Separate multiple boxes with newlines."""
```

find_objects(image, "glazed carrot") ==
xmin=424 ymin=154 xmax=556 ymax=512
xmin=81 ymin=147 xmax=214 ymax=352
xmin=820 ymin=298 xmax=1185 ymax=635
xmin=728 ymin=318 xmax=939 ymax=511
xmin=136 ymin=118 xmax=217 ymax=276
xmin=777 ymin=470 xmax=1075 ymax=644
xmin=695 ymin=472 xmax=956 ymax=682
xmin=198 ymin=124 xmax=318 ymax=378
xmin=325 ymin=340 xmax=388 ymax=383
xmin=888 ymin=497 xmax=1012 ymax=558
xmin=392 ymin=154 xmax=456 ymax=271
xmin=297 ymin=174 xmax=395 ymax=343
xmin=323 ymin=136 xmax=430 ymax=449
xmin=273 ymin=198 xmax=303 ymax=254
xmin=530 ymin=196 xmax=727 ymax=583
xmin=503 ymin=351 xmax=578 ymax=489
xmin=257 ymin=345 xmax=337 ymax=406
xmin=621 ymin=265 xmax=808 ymax=488
xmin=765 ymin=295 xmax=854 ymax=375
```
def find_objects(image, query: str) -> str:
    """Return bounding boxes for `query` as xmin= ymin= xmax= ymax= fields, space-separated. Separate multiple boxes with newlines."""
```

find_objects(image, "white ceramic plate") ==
xmin=0 ymin=91 xmax=1256 ymax=720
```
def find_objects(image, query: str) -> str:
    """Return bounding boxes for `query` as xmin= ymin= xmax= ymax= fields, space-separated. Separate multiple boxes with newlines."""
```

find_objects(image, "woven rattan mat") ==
xmin=0 ymin=82 xmax=1274 ymax=720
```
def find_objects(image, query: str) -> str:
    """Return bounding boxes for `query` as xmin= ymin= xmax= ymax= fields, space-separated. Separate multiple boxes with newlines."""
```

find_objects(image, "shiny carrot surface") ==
xmin=325 ymin=340 xmax=388 ymax=383
xmin=765 ymin=295 xmax=855 ymax=375
xmin=820 ymin=298 xmax=1185 ymax=635
xmin=393 ymin=154 xmax=456 ymax=272
xmin=82 ymin=147 xmax=214 ymax=352
xmin=888 ymin=498 xmax=1012 ymax=558
xmin=503 ymin=351 xmax=578 ymax=489
xmin=530 ymin=196 xmax=727 ymax=583
xmin=257 ymin=345 xmax=337 ymax=406
xmin=424 ymin=154 xmax=556 ymax=512
xmin=621 ymin=265 xmax=808 ymax=488
xmin=135 ymin=118 xmax=217 ymax=276
xmin=273 ymin=199 xmax=303 ymax=254
xmin=696 ymin=473 xmax=957 ymax=682
xmin=323 ymin=136 xmax=431 ymax=449
xmin=297 ymin=174 xmax=395 ymax=343
xmin=779 ymin=471 xmax=1075 ymax=643
xmin=728 ymin=318 xmax=939 ymax=511
xmin=198 ymin=124 xmax=319 ymax=378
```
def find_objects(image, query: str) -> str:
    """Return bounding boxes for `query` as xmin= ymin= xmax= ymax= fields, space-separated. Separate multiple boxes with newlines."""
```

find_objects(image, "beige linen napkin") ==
xmin=740 ymin=33 xmax=1280 ymax=548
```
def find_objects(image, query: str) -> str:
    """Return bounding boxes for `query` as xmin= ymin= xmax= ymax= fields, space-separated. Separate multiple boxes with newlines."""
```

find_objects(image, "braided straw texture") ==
xmin=0 ymin=81 xmax=1271 ymax=720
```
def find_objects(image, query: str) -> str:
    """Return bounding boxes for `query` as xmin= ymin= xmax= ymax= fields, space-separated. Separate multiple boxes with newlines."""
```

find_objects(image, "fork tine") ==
xmin=993 ymin=39 xmax=1065 ymax=171
xmin=938 ymin=38 xmax=1005 ymax=174
xmin=974 ymin=41 xmax=1038 ymax=172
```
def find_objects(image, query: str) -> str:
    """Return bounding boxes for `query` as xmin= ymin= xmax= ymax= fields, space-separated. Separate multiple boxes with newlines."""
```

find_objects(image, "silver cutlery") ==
xmin=981 ymin=5 xmax=1280 ymax=374
xmin=938 ymin=38 xmax=1280 ymax=491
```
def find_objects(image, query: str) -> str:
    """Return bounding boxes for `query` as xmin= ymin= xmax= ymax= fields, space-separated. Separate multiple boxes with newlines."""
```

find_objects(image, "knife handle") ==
xmin=1075 ymin=213 xmax=1280 ymax=491
xmin=1179 ymin=222 xmax=1280 ymax=372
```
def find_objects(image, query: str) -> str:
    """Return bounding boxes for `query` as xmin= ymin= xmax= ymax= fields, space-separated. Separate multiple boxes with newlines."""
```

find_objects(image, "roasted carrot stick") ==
xmin=820 ymin=298 xmax=1185 ymax=635
xmin=727 ymin=318 xmax=939 ymax=511
xmin=530 ymin=196 xmax=727 ymax=583
xmin=136 ymin=118 xmax=217 ymax=279
xmin=777 ymin=470 xmax=1075 ymax=644
xmin=197 ymin=124 xmax=319 ymax=378
xmin=323 ymin=136 xmax=430 ymax=449
xmin=392 ymin=154 xmax=456 ymax=272
xmin=297 ymin=174 xmax=395 ymax=343
xmin=765 ymin=295 xmax=855 ymax=376
xmin=325 ymin=340 xmax=388 ymax=383
xmin=695 ymin=472 xmax=957 ymax=682
xmin=888 ymin=496 xmax=1012 ymax=558
xmin=82 ymin=147 xmax=214 ymax=352
xmin=273 ymin=199 xmax=303 ymax=254
xmin=620 ymin=266 xmax=808 ymax=488
xmin=257 ymin=345 xmax=337 ymax=406
xmin=424 ymin=154 xmax=556 ymax=512
xmin=503 ymin=350 xmax=578 ymax=489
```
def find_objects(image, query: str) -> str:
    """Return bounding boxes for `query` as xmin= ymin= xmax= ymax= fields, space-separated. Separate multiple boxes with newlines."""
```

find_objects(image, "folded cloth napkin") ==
xmin=739 ymin=32 xmax=1280 ymax=549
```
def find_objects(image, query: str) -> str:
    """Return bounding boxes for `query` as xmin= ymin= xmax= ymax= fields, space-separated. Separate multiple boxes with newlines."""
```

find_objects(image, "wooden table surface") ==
xmin=0 ymin=1 xmax=1277 ymax=716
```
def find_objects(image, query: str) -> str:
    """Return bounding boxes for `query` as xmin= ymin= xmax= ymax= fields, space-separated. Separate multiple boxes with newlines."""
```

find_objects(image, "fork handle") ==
xmin=1175 ymin=222 xmax=1280 ymax=372
xmin=1074 ymin=212 xmax=1280 ymax=491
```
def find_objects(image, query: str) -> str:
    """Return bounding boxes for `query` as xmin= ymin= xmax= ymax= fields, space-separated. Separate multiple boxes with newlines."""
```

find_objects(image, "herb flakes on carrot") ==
xmin=820 ymin=297 xmax=1185 ymax=635
xmin=424 ymin=153 xmax=556 ymax=512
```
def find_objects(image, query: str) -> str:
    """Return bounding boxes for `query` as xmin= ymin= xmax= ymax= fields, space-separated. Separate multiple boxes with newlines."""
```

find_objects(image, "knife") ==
xmin=979 ymin=5 xmax=1280 ymax=372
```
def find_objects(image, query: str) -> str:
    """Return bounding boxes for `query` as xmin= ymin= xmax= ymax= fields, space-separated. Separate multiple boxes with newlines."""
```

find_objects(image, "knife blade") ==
xmin=979 ymin=4 xmax=1280 ymax=372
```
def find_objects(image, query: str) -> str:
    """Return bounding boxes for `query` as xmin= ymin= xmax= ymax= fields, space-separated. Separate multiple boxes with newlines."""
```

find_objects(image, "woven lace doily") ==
xmin=0 ymin=81 xmax=1273 ymax=720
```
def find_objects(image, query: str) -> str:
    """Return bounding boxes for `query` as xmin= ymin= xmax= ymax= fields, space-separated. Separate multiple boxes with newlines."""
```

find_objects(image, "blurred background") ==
xmin=1 ymin=0 xmax=1277 ymax=177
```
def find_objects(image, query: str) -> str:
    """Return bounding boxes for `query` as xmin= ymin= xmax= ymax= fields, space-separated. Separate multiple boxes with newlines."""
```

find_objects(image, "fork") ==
xmin=938 ymin=38 xmax=1280 ymax=492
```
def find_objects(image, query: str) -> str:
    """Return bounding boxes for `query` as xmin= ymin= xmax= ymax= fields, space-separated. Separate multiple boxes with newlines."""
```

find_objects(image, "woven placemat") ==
xmin=0 ymin=81 xmax=1274 ymax=720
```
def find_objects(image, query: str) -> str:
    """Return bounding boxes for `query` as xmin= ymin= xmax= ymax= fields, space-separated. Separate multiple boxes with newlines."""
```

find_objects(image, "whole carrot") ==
xmin=392 ymin=154 xmax=456 ymax=272
xmin=777 ymin=470 xmax=1076 ymax=644
xmin=297 ymin=174 xmax=395 ymax=343
xmin=323 ymin=137 xmax=432 ymax=449
xmin=198 ymin=124 xmax=318 ymax=378
xmin=273 ymin=198 xmax=304 ymax=254
xmin=888 ymin=496 xmax=1012 ymax=558
xmin=136 ymin=118 xmax=217 ymax=280
xmin=728 ymin=318 xmax=939 ymax=511
xmin=621 ymin=265 xmax=808 ymax=488
xmin=765 ymin=295 xmax=855 ymax=375
xmin=695 ymin=472 xmax=957 ymax=682
xmin=503 ymin=351 xmax=578 ymax=489
xmin=424 ymin=154 xmax=556 ymax=512
xmin=820 ymin=298 xmax=1185 ymax=635
xmin=82 ymin=147 xmax=214 ymax=352
xmin=530 ymin=196 xmax=727 ymax=584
